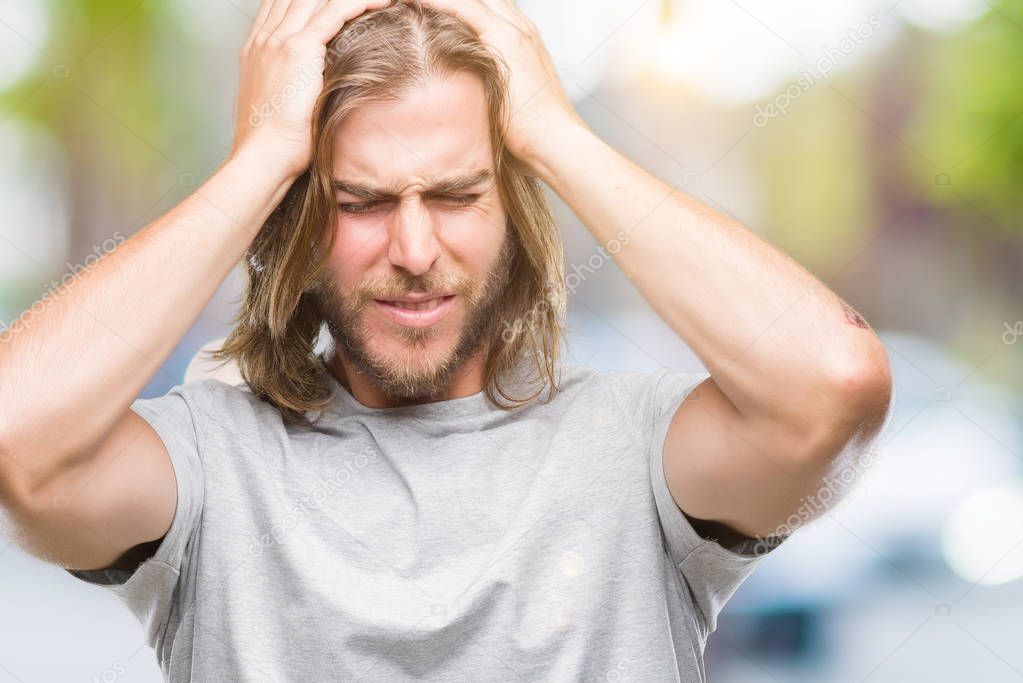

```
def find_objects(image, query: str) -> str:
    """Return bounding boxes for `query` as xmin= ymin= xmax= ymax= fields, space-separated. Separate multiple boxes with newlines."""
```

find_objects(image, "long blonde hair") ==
xmin=209 ymin=0 xmax=567 ymax=426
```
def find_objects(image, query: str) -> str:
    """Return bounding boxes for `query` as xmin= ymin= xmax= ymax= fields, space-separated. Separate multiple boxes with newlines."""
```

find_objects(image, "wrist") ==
xmin=224 ymin=143 xmax=306 ymax=207
xmin=199 ymin=144 xmax=302 ymax=236
xmin=520 ymin=116 xmax=598 ymax=188
xmin=225 ymin=141 xmax=306 ymax=189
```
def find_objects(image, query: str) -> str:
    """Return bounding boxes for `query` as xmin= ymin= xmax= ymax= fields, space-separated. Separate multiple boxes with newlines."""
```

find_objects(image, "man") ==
xmin=0 ymin=0 xmax=893 ymax=681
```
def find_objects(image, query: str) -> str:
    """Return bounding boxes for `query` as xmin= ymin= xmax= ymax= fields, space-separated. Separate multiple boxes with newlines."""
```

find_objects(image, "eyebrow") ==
xmin=332 ymin=168 xmax=494 ymax=200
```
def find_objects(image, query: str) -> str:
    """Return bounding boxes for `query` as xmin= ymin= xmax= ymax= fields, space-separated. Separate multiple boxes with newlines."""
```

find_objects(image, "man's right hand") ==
xmin=230 ymin=0 xmax=394 ymax=180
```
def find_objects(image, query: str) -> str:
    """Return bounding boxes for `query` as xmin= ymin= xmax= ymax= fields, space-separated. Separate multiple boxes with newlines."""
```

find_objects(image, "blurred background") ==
xmin=1 ymin=0 xmax=1022 ymax=680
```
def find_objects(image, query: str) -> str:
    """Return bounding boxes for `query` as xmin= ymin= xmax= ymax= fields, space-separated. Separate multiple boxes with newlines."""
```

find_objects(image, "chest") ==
xmin=186 ymin=414 xmax=670 ymax=678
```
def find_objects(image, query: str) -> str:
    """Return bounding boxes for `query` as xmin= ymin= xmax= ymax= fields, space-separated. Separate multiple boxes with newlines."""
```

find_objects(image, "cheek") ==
xmin=442 ymin=227 xmax=500 ymax=279
xmin=440 ymin=202 xmax=506 ymax=254
xmin=326 ymin=220 xmax=387 ymax=276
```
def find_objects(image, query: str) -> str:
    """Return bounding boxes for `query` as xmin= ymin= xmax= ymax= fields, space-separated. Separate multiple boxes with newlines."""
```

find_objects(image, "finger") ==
xmin=276 ymin=0 xmax=326 ymax=35
xmin=254 ymin=0 xmax=276 ymax=26
xmin=305 ymin=0 xmax=395 ymax=43
xmin=265 ymin=0 xmax=295 ymax=35
xmin=489 ymin=0 xmax=541 ymax=36
xmin=246 ymin=0 xmax=279 ymax=45
xmin=474 ymin=0 xmax=529 ymax=33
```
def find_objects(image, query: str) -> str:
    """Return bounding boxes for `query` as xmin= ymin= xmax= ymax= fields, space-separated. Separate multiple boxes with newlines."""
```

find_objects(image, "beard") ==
xmin=312 ymin=230 xmax=516 ymax=402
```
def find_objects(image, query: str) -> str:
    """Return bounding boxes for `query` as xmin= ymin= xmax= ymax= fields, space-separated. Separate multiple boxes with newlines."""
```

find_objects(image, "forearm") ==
xmin=0 ymin=146 xmax=295 ymax=480
xmin=528 ymin=122 xmax=887 ymax=425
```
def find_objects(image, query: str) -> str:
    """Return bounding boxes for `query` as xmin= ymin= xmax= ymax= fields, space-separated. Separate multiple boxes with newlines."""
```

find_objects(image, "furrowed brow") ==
xmin=332 ymin=169 xmax=493 ymax=199
xmin=426 ymin=169 xmax=494 ymax=194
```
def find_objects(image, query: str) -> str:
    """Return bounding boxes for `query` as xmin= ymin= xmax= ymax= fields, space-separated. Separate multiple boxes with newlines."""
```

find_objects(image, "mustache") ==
xmin=341 ymin=273 xmax=475 ymax=307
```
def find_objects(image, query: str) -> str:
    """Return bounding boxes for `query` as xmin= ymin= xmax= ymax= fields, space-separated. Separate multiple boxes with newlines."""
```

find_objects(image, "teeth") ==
xmin=391 ymin=297 xmax=443 ymax=311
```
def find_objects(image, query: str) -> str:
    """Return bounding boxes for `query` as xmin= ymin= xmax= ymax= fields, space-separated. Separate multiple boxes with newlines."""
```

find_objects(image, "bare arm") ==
xmin=413 ymin=0 xmax=893 ymax=543
xmin=528 ymin=122 xmax=893 ymax=541
xmin=0 ymin=150 xmax=289 ymax=494
xmin=0 ymin=148 xmax=289 ymax=569
xmin=0 ymin=0 xmax=393 ymax=570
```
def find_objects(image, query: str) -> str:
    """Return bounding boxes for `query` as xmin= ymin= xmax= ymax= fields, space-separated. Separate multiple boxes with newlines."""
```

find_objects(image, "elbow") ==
xmin=802 ymin=342 xmax=894 ymax=461
xmin=833 ymin=341 xmax=893 ymax=429
xmin=0 ymin=443 xmax=33 ymax=516
xmin=0 ymin=436 xmax=51 ymax=518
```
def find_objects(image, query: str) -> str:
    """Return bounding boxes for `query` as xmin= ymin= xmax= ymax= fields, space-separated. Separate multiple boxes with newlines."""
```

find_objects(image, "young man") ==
xmin=0 ymin=0 xmax=893 ymax=680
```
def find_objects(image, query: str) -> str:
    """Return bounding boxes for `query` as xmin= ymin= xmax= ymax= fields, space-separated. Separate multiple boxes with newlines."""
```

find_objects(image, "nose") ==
xmin=387 ymin=196 xmax=441 ymax=276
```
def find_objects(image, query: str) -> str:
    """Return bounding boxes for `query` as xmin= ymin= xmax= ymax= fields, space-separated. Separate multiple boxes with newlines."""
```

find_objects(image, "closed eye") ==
xmin=338 ymin=194 xmax=480 ymax=215
xmin=432 ymin=193 xmax=480 ymax=204
xmin=338 ymin=201 xmax=386 ymax=215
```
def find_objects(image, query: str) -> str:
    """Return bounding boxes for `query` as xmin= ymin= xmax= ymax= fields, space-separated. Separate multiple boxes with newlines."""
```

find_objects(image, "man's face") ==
xmin=316 ymin=71 xmax=513 ymax=400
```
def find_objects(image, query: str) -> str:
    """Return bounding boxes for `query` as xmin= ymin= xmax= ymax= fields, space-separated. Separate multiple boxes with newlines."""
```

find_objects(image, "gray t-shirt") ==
xmin=68 ymin=359 xmax=786 ymax=681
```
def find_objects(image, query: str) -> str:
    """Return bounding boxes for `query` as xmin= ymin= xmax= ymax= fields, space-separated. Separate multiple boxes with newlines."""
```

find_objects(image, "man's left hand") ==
xmin=415 ymin=0 xmax=586 ymax=167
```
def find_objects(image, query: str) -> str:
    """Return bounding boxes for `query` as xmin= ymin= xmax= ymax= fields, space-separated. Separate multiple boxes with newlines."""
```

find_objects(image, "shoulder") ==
xmin=146 ymin=378 xmax=288 ymax=435
xmin=157 ymin=377 xmax=263 ymax=411
xmin=548 ymin=363 xmax=653 ymax=417
xmin=553 ymin=363 xmax=709 ymax=428
xmin=558 ymin=363 xmax=704 ymax=402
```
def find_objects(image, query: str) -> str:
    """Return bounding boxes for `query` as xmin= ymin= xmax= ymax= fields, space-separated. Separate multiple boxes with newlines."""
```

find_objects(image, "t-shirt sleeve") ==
xmin=64 ymin=380 xmax=210 ymax=648
xmin=641 ymin=369 xmax=789 ymax=637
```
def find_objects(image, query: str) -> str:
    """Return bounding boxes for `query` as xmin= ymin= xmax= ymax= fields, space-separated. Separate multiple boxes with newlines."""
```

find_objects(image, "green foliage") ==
xmin=912 ymin=0 xmax=1023 ymax=233
xmin=0 ymin=1 xmax=205 ymax=176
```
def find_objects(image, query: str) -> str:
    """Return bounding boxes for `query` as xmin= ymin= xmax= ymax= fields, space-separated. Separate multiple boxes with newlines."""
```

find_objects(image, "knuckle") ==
xmin=248 ymin=34 xmax=268 ymax=53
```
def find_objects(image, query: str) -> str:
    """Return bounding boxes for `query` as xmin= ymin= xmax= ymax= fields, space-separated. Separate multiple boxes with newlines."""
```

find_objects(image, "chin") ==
xmin=363 ymin=339 xmax=465 ymax=401
xmin=374 ymin=334 xmax=456 ymax=367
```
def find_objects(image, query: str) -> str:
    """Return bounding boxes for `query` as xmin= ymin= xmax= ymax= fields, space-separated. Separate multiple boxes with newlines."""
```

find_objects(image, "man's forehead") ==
xmin=332 ymin=122 xmax=495 ymax=192
xmin=331 ymin=72 xmax=494 ymax=189
xmin=332 ymin=124 xmax=493 ymax=187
